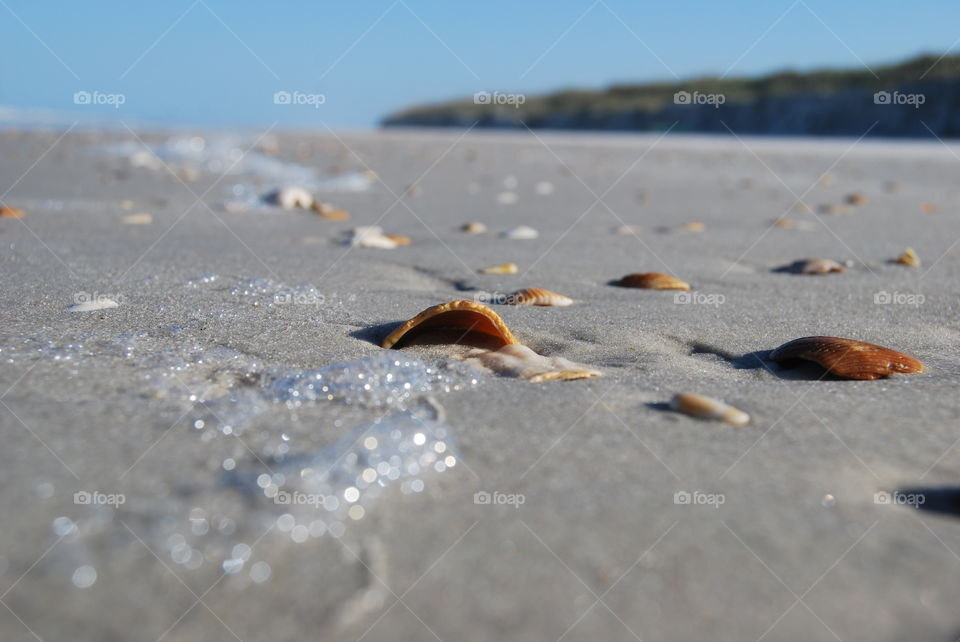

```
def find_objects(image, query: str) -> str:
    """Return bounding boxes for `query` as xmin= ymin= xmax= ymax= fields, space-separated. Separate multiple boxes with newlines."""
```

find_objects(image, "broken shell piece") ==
xmin=817 ymin=203 xmax=850 ymax=215
xmin=479 ymin=263 xmax=518 ymax=275
xmin=381 ymin=300 xmax=517 ymax=350
xmin=680 ymin=221 xmax=705 ymax=233
xmin=894 ymin=247 xmax=920 ymax=267
xmin=501 ymin=225 xmax=538 ymax=240
xmin=769 ymin=336 xmax=924 ymax=380
xmin=496 ymin=191 xmax=518 ymax=205
xmin=464 ymin=344 xmax=600 ymax=382
xmin=266 ymin=186 xmax=313 ymax=210
xmin=122 ymin=212 xmax=153 ymax=225
xmin=616 ymin=273 xmax=691 ymax=290
xmin=347 ymin=226 xmax=398 ymax=249
xmin=614 ymin=224 xmax=643 ymax=235
xmin=311 ymin=201 xmax=351 ymax=221
xmin=845 ymin=192 xmax=868 ymax=206
xmin=384 ymin=234 xmax=411 ymax=246
xmin=535 ymin=181 xmax=555 ymax=195
xmin=778 ymin=258 xmax=845 ymax=275
xmin=0 ymin=205 xmax=24 ymax=219
xmin=461 ymin=221 xmax=487 ymax=234
xmin=68 ymin=298 xmax=119 ymax=312
xmin=670 ymin=393 xmax=750 ymax=426
xmin=506 ymin=288 xmax=573 ymax=306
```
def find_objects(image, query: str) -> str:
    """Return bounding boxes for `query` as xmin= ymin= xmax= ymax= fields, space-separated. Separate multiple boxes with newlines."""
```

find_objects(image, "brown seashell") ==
xmin=384 ymin=234 xmax=411 ymax=246
xmin=670 ymin=393 xmax=750 ymax=426
xmin=616 ymin=273 xmax=691 ymax=290
xmin=769 ymin=336 xmax=924 ymax=380
xmin=845 ymin=192 xmax=868 ymax=206
xmin=463 ymin=344 xmax=599 ymax=382
xmin=0 ymin=205 xmax=24 ymax=219
xmin=479 ymin=263 xmax=518 ymax=275
xmin=506 ymin=288 xmax=573 ymax=307
xmin=778 ymin=258 xmax=845 ymax=275
xmin=461 ymin=221 xmax=487 ymax=234
xmin=894 ymin=247 xmax=920 ymax=267
xmin=921 ymin=201 xmax=936 ymax=214
xmin=311 ymin=201 xmax=351 ymax=220
xmin=381 ymin=300 xmax=518 ymax=350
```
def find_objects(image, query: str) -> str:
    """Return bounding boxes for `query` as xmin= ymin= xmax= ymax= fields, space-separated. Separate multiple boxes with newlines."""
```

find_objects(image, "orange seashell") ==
xmin=479 ymin=263 xmax=518 ymax=275
xmin=506 ymin=288 xmax=573 ymax=306
xmin=0 ymin=205 xmax=24 ymax=219
xmin=769 ymin=336 xmax=924 ymax=380
xmin=616 ymin=273 xmax=691 ymax=290
xmin=384 ymin=234 xmax=411 ymax=246
xmin=670 ymin=393 xmax=750 ymax=426
xmin=381 ymin=300 xmax=518 ymax=350
xmin=894 ymin=247 xmax=920 ymax=267
xmin=844 ymin=192 xmax=869 ymax=206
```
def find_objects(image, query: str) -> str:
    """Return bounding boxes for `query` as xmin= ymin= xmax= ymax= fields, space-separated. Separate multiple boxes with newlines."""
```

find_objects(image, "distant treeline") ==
xmin=381 ymin=54 xmax=960 ymax=137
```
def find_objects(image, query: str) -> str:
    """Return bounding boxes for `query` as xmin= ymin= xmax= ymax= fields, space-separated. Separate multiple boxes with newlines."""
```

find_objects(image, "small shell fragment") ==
xmin=381 ymin=300 xmax=517 ymax=349
xmin=311 ymin=202 xmax=351 ymax=220
xmin=778 ymin=258 xmax=845 ymax=275
xmin=921 ymin=201 xmax=936 ymax=214
xmin=464 ymin=344 xmax=600 ymax=382
xmin=266 ymin=186 xmax=313 ymax=210
xmin=894 ymin=247 xmax=920 ymax=267
xmin=461 ymin=221 xmax=487 ymax=234
xmin=479 ymin=263 xmax=518 ymax=275
xmin=0 ymin=205 xmax=24 ymax=219
xmin=347 ymin=226 xmax=399 ymax=249
xmin=384 ymin=234 xmax=411 ymax=246
xmin=614 ymin=224 xmax=643 ymax=236
xmin=616 ymin=273 xmax=691 ymax=290
xmin=496 ymin=191 xmax=518 ymax=205
xmin=845 ymin=192 xmax=868 ymax=206
xmin=670 ymin=393 xmax=750 ymax=426
xmin=122 ymin=212 xmax=153 ymax=225
xmin=769 ymin=336 xmax=924 ymax=380
xmin=501 ymin=225 xmax=539 ymax=240
xmin=535 ymin=181 xmax=555 ymax=195
xmin=506 ymin=288 xmax=573 ymax=306
xmin=680 ymin=221 xmax=705 ymax=233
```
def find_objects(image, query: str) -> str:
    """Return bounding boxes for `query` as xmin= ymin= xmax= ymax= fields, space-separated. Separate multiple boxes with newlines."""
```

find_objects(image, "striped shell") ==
xmin=769 ymin=336 xmax=924 ymax=380
xmin=381 ymin=300 xmax=517 ymax=350
xmin=507 ymin=288 xmax=573 ymax=307
xmin=479 ymin=263 xmax=518 ymax=275
xmin=617 ymin=272 xmax=691 ymax=290
xmin=670 ymin=393 xmax=750 ymax=426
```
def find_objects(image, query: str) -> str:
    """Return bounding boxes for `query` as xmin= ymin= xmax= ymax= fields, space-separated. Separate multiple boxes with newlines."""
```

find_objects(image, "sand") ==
xmin=1 ymin=126 xmax=959 ymax=641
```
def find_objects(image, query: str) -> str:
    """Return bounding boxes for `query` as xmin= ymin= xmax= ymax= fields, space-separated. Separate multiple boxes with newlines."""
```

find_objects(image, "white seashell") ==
xmin=669 ymin=393 xmax=749 ymax=426
xmin=122 ymin=213 xmax=153 ymax=225
xmin=496 ymin=191 xmax=518 ymax=205
xmin=615 ymin=225 xmax=643 ymax=235
xmin=266 ymin=186 xmax=314 ymax=210
xmin=463 ymin=344 xmax=600 ymax=382
xmin=501 ymin=225 xmax=539 ymax=240
xmin=347 ymin=226 xmax=399 ymax=249
xmin=535 ymin=181 xmax=555 ymax=195
xmin=68 ymin=298 xmax=119 ymax=312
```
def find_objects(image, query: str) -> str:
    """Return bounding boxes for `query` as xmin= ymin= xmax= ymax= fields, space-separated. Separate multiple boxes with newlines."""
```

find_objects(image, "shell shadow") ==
xmin=351 ymin=321 xmax=403 ymax=346
xmin=645 ymin=401 xmax=674 ymax=414
xmin=730 ymin=349 xmax=844 ymax=380
xmin=897 ymin=486 xmax=960 ymax=519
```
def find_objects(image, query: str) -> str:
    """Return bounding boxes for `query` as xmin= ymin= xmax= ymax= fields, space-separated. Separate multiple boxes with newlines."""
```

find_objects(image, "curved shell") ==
xmin=464 ymin=344 xmax=600 ymax=382
xmin=617 ymin=272 xmax=691 ymax=290
xmin=781 ymin=258 xmax=845 ymax=275
xmin=894 ymin=247 xmax=920 ymax=267
xmin=670 ymin=392 xmax=750 ymax=426
xmin=769 ymin=336 xmax=924 ymax=380
xmin=381 ymin=300 xmax=518 ymax=350
xmin=507 ymin=288 xmax=573 ymax=306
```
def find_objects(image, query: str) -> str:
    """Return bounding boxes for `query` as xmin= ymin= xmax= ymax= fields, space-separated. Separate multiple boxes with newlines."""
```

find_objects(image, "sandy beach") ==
xmin=2 ymin=126 xmax=960 ymax=641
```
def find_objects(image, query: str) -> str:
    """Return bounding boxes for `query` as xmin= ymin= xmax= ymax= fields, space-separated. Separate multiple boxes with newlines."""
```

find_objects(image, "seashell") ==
xmin=778 ymin=258 xmax=844 ymax=275
xmin=506 ymin=288 xmax=573 ymax=306
xmin=773 ymin=217 xmax=813 ymax=231
xmin=680 ymin=221 xmax=705 ymax=233
xmin=894 ymin=247 xmax=920 ymax=267
xmin=616 ymin=273 xmax=691 ymax=290
xmin=769 ymin=336 xmax=924 ymax=380
xmin=68 ymin=298 xmax=119 ymax=312
xmin=845 ymin=192 xmax=868 ymax=206
xmin=670 ymin=393 xmax=750 ymax=426
xmin=266 ymin=186 xmax=313 ymax=210
xmin=535 ymin=181 xmax=555 ymax=195
xmin=461 ymin=221 xmax=487 ymax=234
xmin=381 ymin=300 xmax=517 ymax=350
xmin=921 ymin=201 xmax=936 ymax=214
xmin=479 ymin=263 xmax=518 ymax=275
xmin=384 ymin=234 xmax=411 ymax=246
xmin=122 ymin=212 xmax=153 ymax=225
xmin=614 ymin=224 xmax=643 ymax=235
xmin=501 ymin=225 xmax=538 ymax=240
xmin=347 ymin=226 xmax=398 ymax=249
xmin=0 ymin=205 xmax=24 ymax=219
xmin=463 ymin=344 xmax=600 ymax=382
xmin=311 ymin=201 xmax=351 ymax=220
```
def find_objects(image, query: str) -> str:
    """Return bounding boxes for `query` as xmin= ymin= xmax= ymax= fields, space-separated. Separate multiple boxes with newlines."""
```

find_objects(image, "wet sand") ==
xmin=1 ymin=126 xmax=960 ymax=641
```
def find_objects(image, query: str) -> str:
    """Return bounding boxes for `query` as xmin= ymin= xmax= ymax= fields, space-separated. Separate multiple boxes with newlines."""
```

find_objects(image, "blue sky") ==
xmin=2 ymin=0 xmax=958 ymax=129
